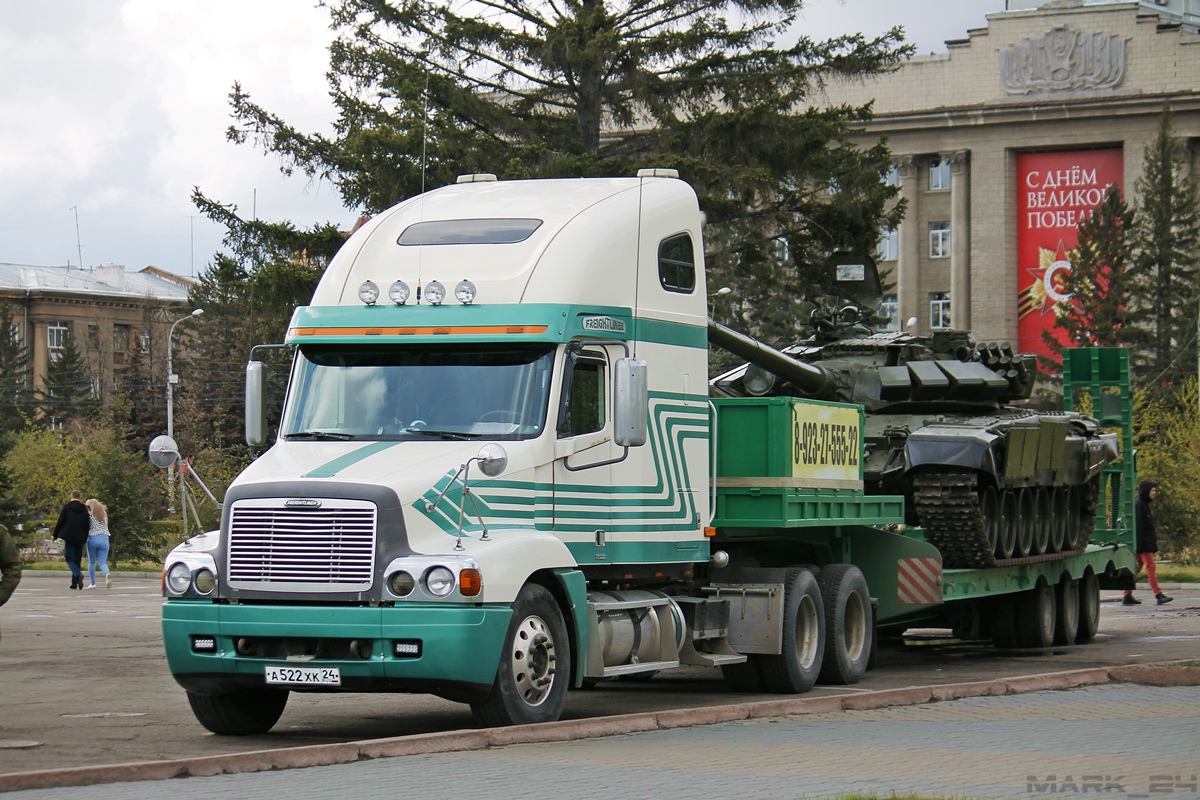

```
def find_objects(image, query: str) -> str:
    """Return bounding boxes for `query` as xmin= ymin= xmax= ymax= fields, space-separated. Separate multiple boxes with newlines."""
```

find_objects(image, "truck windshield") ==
xmin=280 ymin=344 xmax=555 ymax=441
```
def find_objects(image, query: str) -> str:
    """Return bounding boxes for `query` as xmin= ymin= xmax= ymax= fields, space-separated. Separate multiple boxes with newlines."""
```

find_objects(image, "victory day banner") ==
xmin=1016 ymin=149 xmax=1124 ymax=357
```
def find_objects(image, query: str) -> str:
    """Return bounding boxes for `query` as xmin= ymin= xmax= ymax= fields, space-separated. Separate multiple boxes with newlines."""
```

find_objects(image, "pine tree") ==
xmin=1129 ymin=103 xmax=1200 ymax=384
xmin=1043 ymin=185 xmax=1136 ymax=357
xmin=221 ymin=0 xmax=909 ymax=344
xmin=0 ymin=303 xmax=33 ymax=433
xmin=39 ymin=327 xmax=99 ymax=426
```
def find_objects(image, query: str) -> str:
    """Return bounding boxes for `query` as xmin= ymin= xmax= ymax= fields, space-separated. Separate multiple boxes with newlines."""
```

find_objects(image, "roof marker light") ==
xmin=454 ymin=280 xmax=477 ymax=304
xmin=358 ymin=280 xmax=380 ymax=306
xmin=388 ymin=280 xmax=411 ymax=305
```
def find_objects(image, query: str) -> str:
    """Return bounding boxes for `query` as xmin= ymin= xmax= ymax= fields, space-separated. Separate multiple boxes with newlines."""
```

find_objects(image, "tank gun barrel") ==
xmin=707 ymin=318 xmax=833 ymax=398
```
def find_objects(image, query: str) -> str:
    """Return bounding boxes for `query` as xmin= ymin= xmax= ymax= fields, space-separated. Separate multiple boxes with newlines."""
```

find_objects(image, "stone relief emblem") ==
xmin=1000 ymin=26 xmax=1127 ymax=94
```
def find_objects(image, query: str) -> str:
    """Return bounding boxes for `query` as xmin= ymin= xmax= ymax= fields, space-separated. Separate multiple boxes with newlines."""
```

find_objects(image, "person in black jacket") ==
xmin=53 ymin=490 xmax=90 ymax=591
xmin=1123 ymin=481 xmax=1173 ymax=606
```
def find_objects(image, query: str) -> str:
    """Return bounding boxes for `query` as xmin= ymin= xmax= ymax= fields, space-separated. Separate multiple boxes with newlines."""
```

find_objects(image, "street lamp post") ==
xmin=166 ymin=308 xmax=204 ymax=524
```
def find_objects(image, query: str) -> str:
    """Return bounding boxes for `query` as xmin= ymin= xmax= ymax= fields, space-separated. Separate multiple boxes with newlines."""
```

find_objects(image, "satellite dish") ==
xmin=149 ymin=435 xmax=181 ymax=469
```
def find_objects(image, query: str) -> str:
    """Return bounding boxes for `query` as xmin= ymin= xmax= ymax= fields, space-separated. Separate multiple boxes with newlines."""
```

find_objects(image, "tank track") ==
xmin=912 ymin=470 xmax=1098 ymax=570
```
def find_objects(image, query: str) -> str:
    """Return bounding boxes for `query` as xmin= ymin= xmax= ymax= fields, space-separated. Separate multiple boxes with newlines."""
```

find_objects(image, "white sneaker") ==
xmin=105 ymin=574 xmax=112 ymax=589
xmin=84 ymin=584 xmax=96 ymax=590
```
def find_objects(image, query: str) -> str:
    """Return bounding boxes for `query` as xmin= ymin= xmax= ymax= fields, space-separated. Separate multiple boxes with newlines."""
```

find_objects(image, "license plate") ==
xmin=264 ymin=665 xmax=341 ymax=686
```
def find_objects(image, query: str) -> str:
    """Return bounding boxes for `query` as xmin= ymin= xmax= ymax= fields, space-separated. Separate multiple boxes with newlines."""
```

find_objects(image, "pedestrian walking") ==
xmin=52 ymin=490 xmax=90 ymax=590
xmin=1123 ymin=480 xmax=1173 ymax=606
xmin=84 ymin=498 xmax=112 ymax=589
xmin=0 ymin=522 xmax=22 ymax=644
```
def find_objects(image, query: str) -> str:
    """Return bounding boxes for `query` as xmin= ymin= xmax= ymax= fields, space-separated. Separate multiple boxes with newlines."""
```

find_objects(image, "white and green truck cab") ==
xmin=161 ymin=172 xmax=1136 ymax=734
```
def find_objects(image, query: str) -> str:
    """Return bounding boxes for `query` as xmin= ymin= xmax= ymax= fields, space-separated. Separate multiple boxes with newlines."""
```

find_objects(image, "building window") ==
xmin=7 ymin=322 xmax=19 ymax=345
xmin=878 ymin=295 xmax=899 ymax=332
xmin=139 ymin=329 xmax=151 ymax=353
xmin=113 ymin=324 xmax=129 ymax=352
xmin=883 ymin=164 xmax=899 ymax=187
xmin=658 ymin=233 xmax=696 ymax=294
xmin=929 ymin=221 xmax=951 ymax=258
xmin=929 ymin=158 xmax=951 ymax=190
xmin=930 ymin=292 xmax=951 ymax=329
xmin=86 ymin=325 xmax=100 ymax=350
xmin=877 ymin=226 xmax=899 ymax=262
xmin=48 ymin=321 xmax=68 ymax=361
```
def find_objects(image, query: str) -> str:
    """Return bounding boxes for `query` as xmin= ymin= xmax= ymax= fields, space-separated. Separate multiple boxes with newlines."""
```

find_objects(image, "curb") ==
xmin=2 ymin=665 xmax=1197 ymax=793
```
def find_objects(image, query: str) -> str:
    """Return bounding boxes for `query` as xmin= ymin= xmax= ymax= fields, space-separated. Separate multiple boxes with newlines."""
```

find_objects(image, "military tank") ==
xmin=708 ymin=257 xmax=1119 ymax=569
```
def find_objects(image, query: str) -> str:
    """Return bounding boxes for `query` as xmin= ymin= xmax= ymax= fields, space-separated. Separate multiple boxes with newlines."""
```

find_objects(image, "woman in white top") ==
xmin=84 ymin=498 xmax=112 ymax=589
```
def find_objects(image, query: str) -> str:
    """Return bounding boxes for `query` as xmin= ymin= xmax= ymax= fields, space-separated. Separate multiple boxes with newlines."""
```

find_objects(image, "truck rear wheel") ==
xmin=471 ymin=583 xmax=570 ymax=727
xmin=1016 ymin=579 xmax=1056 ymax=648
xmin=759 ymin=568 xmax=824 ymax=694
xmin=816 ymin=564 xmax=872 ymax=685
xmin=1054 ymin=577 xmax=1079 ymax=645
xmin=186 ymin=688 xmax=289 ymax=736
xmin=1076 ymin=570 xmax=1101 ymax=643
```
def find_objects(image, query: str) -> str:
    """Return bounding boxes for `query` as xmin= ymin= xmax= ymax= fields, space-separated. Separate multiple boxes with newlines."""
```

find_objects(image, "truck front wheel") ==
xmin=472 ymin=583 xmax=570 ymax=727
xmin=186 ymin=688 xmax=289 ymax=736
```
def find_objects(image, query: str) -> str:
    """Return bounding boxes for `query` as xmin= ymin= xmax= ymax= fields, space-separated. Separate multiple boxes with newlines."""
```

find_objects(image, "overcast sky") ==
xmin=0 ymin=0 xmax=1003 ymax=279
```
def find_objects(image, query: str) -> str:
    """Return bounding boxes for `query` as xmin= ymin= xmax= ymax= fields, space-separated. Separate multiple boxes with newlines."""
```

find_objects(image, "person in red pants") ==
xmin=1124 ymin=481 xmax=1173 ymax=606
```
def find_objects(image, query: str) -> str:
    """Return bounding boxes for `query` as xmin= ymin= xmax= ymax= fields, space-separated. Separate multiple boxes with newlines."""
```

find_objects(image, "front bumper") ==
xmin=162 ymin=600 xmax=512 ymax=698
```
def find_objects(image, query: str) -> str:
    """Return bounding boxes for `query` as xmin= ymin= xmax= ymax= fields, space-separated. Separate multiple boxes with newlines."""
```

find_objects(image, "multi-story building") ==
xmin=0 ymin=262 xmax=195 ymax=401
xmin=816 ymin=0 xmax=1200 ymax=355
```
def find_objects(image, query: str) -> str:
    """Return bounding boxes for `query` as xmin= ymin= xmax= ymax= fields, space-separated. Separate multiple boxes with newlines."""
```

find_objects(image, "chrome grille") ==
xmin=227 ymin=499 xmax=377 ymax=591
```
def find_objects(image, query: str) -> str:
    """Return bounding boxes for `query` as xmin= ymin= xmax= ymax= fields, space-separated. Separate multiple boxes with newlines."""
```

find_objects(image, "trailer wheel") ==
xmin=1076 ymin=570 xmax=1101 ymax=643
xmin=816 ymin=564 xmax=873 ymax=685
xmin=759 ymin=568 xmax=824 ymax=693
xmin=1016 ymin=579 xmax=1056 ymax=648
xmin=1054 ymin=577 xmax=1079 ymax=645
xmin=721 ymin=657 xmax=767 ymax=692
xmin=471 ymin=583 xmax=570 ymax=727
xmin=186 ymin=688 xmax=289 ymax=736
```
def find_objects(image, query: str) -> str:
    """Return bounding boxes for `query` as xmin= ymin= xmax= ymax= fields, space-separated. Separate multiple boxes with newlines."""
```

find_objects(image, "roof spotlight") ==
xmin=424 ymin=280 xmax=446 ymax=306
xmin=388 ymin=280 xmax=411 ymax=305
xmin=358 ymin=280 xmax=380 ymax=306
xmin=454 ymin=280 xmax=477 ymax=304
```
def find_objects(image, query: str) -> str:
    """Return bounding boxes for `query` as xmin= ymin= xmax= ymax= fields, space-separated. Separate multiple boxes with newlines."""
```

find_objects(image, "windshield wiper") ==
xmin=403 ymin=428 xmax=480 ymax=441
xmin=285 ymin=430 xmax=356 ymax=440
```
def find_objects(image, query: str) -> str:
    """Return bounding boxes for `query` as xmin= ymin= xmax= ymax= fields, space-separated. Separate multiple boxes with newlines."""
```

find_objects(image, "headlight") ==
xmin=423 ymin=566 xmax=455 ymax=597
xmin=388 ymin=570 xmax=416 ymax=597
xmin=388 ymin=280 xmax=411 ymax=305
xmin=424 ymin=280 xmax=446 ymax=306
xmin=166 ymin=562 xmax=193 ymax=594
xmin=454 ymin=279 xmax=476 ymax=304
xmin=193 ymin=568 xmax=216 ymax=595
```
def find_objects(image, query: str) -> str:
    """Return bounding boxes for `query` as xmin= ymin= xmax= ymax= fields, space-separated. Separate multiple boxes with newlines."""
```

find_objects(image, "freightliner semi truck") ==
xmin=159 ymin=171 xmax=1137 ymax=734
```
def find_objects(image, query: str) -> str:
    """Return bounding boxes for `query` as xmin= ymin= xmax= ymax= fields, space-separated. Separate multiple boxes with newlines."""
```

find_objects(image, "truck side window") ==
xmin=658 ymin=233 xmax=696 ymax=293
xmin=559 ymin=357 xmax=605 ymax=437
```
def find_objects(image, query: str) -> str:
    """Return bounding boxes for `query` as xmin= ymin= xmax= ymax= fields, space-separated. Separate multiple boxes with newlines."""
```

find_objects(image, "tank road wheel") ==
xmin=980 ymin=486 xmax=1001 ymax=556
xmin=998 ymin=490 xmax=1018 ymax=559
xmin=760 ymin=568 xmax=825 ymax=693
xmin=471 ymin=584 xmax=570 ymax=727
xmin=1050 ymin=488 xmax=1069 ymax=553
xmin=186 ymin=688 xmax=289 ymax=736
xmin=1076 ymin=570 xmax=1101 ymax=643
xmin=1016 ymin=488 xmax=1035 ymax=558
xmin=1054 ymin=577 xmax=1080 ymax=645
xmin=1016 ymin=579 xmax=1056 ymax=648
xmin=1065 ymin=486 xmax=1083 ymax=550
xmin=816 ymin=565 xmax=873 ymax=685
xmin=1033 ymin=488 xmax=1051 ymax=556
xmin=721 ymin=657 xmax=767 ymax=693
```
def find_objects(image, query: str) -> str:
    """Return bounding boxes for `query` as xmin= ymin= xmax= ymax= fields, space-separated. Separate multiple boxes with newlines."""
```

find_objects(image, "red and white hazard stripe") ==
xmin=897 ymin=557 xmax=943 ymax=605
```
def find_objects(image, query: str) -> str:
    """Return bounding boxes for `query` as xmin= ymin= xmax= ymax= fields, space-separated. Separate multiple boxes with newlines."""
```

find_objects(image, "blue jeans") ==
xmin=86 ymin=535 xmax=110 ymax=586
xmin=63 ymin=541 xmax=84 ymax=582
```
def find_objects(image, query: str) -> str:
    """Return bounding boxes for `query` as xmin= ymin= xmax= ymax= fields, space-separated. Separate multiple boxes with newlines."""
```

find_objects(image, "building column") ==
xmin=896 ymin=155 xmax=920 ymax=332
xmin=947 ymin=150 xmax=971 ymax=330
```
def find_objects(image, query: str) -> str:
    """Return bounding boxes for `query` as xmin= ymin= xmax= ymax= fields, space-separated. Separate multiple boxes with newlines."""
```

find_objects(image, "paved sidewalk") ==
xmin=6 ymin=683 xmax=1198 ymax=800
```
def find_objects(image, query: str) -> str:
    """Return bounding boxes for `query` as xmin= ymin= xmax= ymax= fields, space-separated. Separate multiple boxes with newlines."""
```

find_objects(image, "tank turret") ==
xmin=708 ymin=256 xmax=1119 ymax=569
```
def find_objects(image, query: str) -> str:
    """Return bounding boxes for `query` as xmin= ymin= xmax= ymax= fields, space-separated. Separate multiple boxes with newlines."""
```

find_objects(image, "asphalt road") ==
xmin=1 ymin=572 xmax=1196 ymax=777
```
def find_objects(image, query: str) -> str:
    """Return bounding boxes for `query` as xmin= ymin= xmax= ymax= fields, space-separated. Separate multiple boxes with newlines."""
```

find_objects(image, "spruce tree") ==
xmin=1043 ymin=185 xmax=1136 ymax=357
xmin=0 ymin=303 xmax=33 ymax=433
xmin=220 ymin=0 xmax=909 ymax=344
xmin=1129 ymin=103 xmax=1200 ymax=384
xmin=39 ymin=327 xmax=98 ymax=426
